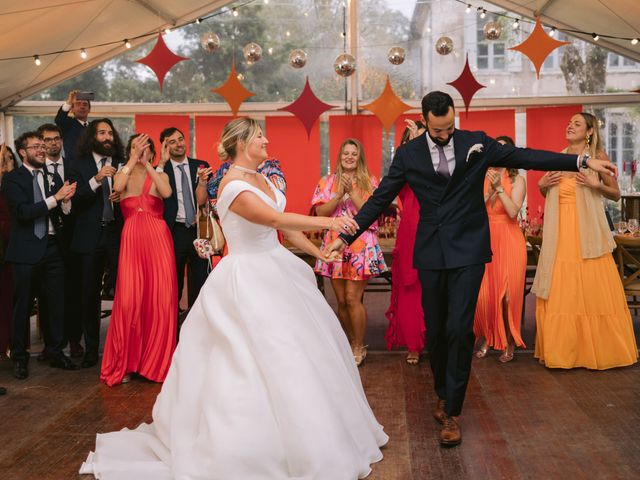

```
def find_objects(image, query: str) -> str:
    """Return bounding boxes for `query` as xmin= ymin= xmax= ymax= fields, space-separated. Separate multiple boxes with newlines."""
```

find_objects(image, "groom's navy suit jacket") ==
xmin=344 ymin=129 xmax=578 ymax=270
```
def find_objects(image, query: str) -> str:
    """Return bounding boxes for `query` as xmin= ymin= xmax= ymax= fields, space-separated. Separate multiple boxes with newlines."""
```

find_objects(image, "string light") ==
xmin=592 ymin=33 xmax=599 ymax=41
xmin=264 ymin=0 xmax=269 ymax=3
xmin=232 ymin=8 xmax=238 ymax=17
xmin=513 ymin=19 xmax=520 ymax=30
xmin=164 ymin=27 xmax=172 ymax=34
xmin=549 ymin=27 xmax=556 ymax=37
xmin=34 ymin=55 xmax=41 ymax=66
xmin=124 ymin=39 xmax=131 ymax=49
xmin=80 ymin=48 xmax=87 ymax=59
xmin=195 ymin=18 xmax=201 ymax=24
xmin=632 ymin=38 xmax=639 ymax=45
xmin=466 ymin=4 xmax=471 ymax=13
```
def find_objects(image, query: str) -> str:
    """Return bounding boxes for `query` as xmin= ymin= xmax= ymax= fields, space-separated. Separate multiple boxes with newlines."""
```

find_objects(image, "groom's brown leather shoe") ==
xmin=439 ymin=415 xmax=461 ymax=447
xmin=433 ymin=399 xmax=446 ymax=424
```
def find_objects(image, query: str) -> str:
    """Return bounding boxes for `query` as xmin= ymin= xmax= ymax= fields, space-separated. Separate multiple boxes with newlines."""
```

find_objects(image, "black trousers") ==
xmin=10 ymin=236 xmax=65 ymax=361
xmin=77 ymin=223 xmax=120 ymax=356
xmin=172 ymin=223 xmax=209 ymax=310
xmin=419 ymin=264 xmax=485 ymax=417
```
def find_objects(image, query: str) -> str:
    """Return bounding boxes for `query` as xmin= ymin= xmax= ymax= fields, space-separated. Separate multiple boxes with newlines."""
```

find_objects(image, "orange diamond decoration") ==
xmin=360 ymin=76 xmax=413 ymax=133
xmin=510 ymin=17 xmax=570 ymax=78
xmin=136 ymin=33 xmax=190 ymax=92
xmin=211 ymin=63 xmax=255 ymax=116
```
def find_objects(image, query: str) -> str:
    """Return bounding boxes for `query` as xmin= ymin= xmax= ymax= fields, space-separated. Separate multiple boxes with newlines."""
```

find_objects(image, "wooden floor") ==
xmin=1 ymin=351 xmax=639 ymax=480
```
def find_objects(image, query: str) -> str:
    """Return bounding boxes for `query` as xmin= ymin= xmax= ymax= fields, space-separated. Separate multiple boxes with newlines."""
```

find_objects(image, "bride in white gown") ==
xmin=80 ymin=117 xmax=388 ymax=480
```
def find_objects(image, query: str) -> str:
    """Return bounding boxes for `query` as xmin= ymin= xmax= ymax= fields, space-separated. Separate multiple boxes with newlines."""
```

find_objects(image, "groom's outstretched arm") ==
xmin=339 ymin=148 xmax=408 ymax=246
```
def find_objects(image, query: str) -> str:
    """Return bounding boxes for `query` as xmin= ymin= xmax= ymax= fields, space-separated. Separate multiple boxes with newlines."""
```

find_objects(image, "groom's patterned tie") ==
xmin=436 ymin=145 xmax=451 ymax=179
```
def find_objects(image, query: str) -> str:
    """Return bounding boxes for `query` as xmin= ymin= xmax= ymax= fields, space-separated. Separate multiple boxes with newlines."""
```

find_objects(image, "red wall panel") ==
xmin=458 ymin=109 xmax=516 ymax=140
xmin=265 ymin=116 xmax=321 ymax=214
xmin=194 ymin=116 xmax=235 ymax=167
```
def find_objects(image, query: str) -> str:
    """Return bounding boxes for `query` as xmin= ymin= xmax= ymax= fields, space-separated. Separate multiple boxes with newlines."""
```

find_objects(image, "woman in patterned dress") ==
xmin=312 ymin=138 xmax=387 ymax=365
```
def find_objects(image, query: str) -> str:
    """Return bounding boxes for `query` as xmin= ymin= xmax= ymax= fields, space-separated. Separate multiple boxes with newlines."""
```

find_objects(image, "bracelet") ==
xmin=121 ymin=166 xmax=131 ymax=176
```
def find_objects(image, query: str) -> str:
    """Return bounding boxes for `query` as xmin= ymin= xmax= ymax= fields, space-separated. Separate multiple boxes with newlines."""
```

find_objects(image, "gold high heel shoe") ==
xmin=353 ymin=345 xmax=368 ymax=366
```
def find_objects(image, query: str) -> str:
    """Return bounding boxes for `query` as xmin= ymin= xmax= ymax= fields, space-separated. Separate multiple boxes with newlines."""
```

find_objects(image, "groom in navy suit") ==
xmin=326 ymin=91 xmax=617 ymax=446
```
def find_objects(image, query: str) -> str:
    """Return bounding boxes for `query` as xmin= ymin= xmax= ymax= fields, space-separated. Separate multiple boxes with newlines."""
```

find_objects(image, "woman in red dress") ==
xmin=0 ymin=144 xmax=17 ymax=357
xmin=100 ymin=134 xmax=178 ymax=386
xmin=385 ymin=120 xmax=426 ymax=364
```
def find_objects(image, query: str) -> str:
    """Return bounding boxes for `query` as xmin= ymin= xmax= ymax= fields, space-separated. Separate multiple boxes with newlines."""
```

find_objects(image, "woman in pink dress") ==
xmin=385 ymin=120 xmax=426 ymax=364
xmin=100 ymin=134 xmax=178 ymax=386
xmin=312 ymin=138 xmax=387 ymax=366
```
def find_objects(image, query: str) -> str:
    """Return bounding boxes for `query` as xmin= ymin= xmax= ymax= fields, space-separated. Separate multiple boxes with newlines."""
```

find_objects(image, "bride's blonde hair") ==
xmin=217 ymin=117 xmax=261 ymax=161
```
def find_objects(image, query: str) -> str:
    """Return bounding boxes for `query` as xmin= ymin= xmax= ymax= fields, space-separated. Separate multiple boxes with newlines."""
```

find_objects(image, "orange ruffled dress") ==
xmin=535 ymin=176 xmax=637 ymax=370
xmin=474 ymin=171 xmax=526 ymax=350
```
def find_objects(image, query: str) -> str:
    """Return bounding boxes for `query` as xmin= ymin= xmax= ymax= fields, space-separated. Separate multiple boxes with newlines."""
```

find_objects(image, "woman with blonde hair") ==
xmin=533 ymin=112 xmax=637 ymax=370
xmin=474 ymin=136 xmax=527 ymax=362
xmin=312 ymin=138 xmax=387 ymax=365
xmin=81 ymin=117 xmax=388 ymax=479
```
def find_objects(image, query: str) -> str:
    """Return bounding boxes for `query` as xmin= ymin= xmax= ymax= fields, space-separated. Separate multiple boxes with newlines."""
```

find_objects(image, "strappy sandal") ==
xmin=353 ymin=345 xmax=368 ymax=366
xmin=475 ymin=343 xmax=489 ymax=359
xmin=499 ymin=343 xmax=515 ymax=363
xmin=406 ymin=351 xmax=420 ymax=365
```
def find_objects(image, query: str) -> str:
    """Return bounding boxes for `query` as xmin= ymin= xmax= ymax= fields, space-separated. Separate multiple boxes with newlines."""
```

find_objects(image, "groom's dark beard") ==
xmin=428 ymin=133 xmax=453 ymax=147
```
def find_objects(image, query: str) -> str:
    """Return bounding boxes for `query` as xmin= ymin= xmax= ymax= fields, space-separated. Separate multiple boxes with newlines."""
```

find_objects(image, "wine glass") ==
xmin=628 ymin=219 xmax=638 ymax=236
xmin=617 ymin=221 xmax=628 ymax=235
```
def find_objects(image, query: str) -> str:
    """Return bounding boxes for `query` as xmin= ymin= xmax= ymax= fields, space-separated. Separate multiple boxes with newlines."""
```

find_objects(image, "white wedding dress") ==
xmin=80 ymin=178 xmax=388 ymax=480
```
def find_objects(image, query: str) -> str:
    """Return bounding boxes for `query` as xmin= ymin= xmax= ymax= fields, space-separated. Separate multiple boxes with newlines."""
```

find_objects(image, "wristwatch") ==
xmin=580 ymin=153 xmax=590 ymax=169
xmin=495 ymin=186 xmax=504 ymax=194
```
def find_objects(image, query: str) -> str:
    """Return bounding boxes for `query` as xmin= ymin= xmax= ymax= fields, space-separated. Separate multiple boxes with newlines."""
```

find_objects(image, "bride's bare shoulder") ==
xmin=218 ymin=170 xmax=244 ymax=196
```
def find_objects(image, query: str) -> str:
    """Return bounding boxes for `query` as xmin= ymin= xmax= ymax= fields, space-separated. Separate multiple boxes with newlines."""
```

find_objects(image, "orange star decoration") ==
xmin=211 ymin=63 xmax=255 ymax=116
xmin=136 ymin=33 xmax=190 ymax=91
xmin=447 ymin=55 xmax=486 ymax=116
xmin=360 ymin=76 xmax=413 ymax=132
xmin=510 ymin=17 xmax=570 ymax=78
xmin=278 ymin=77 xmax=334 ymax=138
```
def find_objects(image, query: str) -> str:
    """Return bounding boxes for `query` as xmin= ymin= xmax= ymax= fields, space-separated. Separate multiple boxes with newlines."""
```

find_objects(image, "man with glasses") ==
xmin=38 ymin=123 xmax=84 ymax=360
xmin=55 ymin=89 xmax=91 ymax=167
xmin=1 ymin=132 xmax=77 ymax=379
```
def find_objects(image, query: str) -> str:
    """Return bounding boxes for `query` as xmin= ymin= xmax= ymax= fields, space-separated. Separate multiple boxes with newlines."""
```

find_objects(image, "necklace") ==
xmin=233 ymin=165 xmax=257 ymax=174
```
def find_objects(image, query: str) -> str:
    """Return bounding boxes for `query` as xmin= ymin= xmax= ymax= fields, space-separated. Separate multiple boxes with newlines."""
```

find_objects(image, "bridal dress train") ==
xmin=80 ymin=178 xmax=388 ymax=479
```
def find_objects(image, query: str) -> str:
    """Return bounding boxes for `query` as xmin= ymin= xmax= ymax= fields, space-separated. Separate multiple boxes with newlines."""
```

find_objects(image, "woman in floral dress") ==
xmin=312 ymin=138 xmax=387 ymax=365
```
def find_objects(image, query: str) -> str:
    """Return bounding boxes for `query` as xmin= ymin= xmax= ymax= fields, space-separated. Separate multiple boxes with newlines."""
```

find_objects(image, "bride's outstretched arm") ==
xmin=229 ymin=191 xmax=358 ymax=234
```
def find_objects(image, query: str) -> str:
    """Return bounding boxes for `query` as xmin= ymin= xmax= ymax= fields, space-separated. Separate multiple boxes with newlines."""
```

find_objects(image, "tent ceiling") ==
xmin=0 ymin=0 xmax=638 ymax=111
xmin=0 ymin=0 xmax=234 ymax=109
xmin=489 ymin=0 xmax=640 ymax=63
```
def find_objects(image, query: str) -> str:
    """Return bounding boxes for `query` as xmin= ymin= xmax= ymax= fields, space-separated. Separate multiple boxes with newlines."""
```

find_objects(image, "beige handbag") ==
xmin=193 ymin=205 xmax=225 ymax=258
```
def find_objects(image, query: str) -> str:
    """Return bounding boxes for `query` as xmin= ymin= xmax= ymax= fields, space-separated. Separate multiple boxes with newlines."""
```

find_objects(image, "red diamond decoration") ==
xmin=510 ymin=17 xmax=570 ymax=78
xmin=360 ymin=76 xmax=413 ymax=133
xmin=136 ymin=33 xmax=190 ymax=91
xmin=278 ymin=77 xmax=333 ymax=138
xmin=211 ymin=63 xmax=255 ymax=116
xmin=447 ymin=54 xmax=486 ymax=116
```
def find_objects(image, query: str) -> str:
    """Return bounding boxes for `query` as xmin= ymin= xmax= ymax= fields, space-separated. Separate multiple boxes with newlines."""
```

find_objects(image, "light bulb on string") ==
xmin=592 ymin=33 xmax=599 ymax=41
xmin=80 ymin=48 xmax=87 ymax=59
xmin=34 ymin=55 xmax=41 ymax=66
xmin=465 ymin=4 xmax=471 ymax=13
xmin=549 ymin=27 xmax=556 ymax=37
xmin=632 ymin=38 xmax=639 ymax=45
xmin=195 ymin=18 xmax=201 ymax=24
xmin=164 ymin=27 xmax=172 ymax=34
xmin=124 ymin=39 xmax=131 ymax=49
xmin=232 ymin=8 xmax=238 ymax=17
xmin=264 ymin=0 xmax=269 ymax=3
xmin=513 ymin=19 xmax=520 ymax=30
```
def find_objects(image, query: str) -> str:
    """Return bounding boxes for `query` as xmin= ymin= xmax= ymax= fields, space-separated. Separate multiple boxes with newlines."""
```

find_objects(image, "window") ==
xmin=607 ymin=117 xmax=636 ymax=171
xmin=607 ymin=53 xmax=638 ymax=69
xmin=476 ymin=14 xmax=506 ymax=71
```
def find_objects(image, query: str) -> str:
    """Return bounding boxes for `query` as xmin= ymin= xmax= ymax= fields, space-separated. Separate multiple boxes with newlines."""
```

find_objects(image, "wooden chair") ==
xmin=613 ymin=235 xmax=640 ymax=313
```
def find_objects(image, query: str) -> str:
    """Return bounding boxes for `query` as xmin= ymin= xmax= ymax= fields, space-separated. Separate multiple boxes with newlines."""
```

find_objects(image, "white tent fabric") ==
xmin=0 ymin=0 xmax=638 ymax=110
xmin=489 ymin=0 xmax=640 ymax=63
xmin=0 ymin=0 xmax=234 ymax=109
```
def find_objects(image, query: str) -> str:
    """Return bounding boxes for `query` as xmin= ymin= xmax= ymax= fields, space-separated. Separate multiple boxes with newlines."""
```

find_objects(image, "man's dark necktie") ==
xmin=100 ymin=157 xmax=114 ymax=222
xmin=32 ymin=170 xmax=47 ymax=239
xmin=436 ymin=145 xmax=451 ymax=179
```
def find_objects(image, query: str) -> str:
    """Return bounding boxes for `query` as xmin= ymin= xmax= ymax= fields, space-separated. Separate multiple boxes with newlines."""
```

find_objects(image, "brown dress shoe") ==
xmin=433 ymin=399 xmax=446 ymax=424
xmin=439 ymin=415 xmax=462 ymax=447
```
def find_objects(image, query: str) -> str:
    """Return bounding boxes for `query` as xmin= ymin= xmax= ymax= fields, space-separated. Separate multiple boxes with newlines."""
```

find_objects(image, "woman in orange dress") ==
xmin=100 ymin=134 xmax=178 ymax=386
xmin=533 ymin=112 xmax=637 ymax=370
xmin=474 ymin=136 xmax=527 ymax=362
